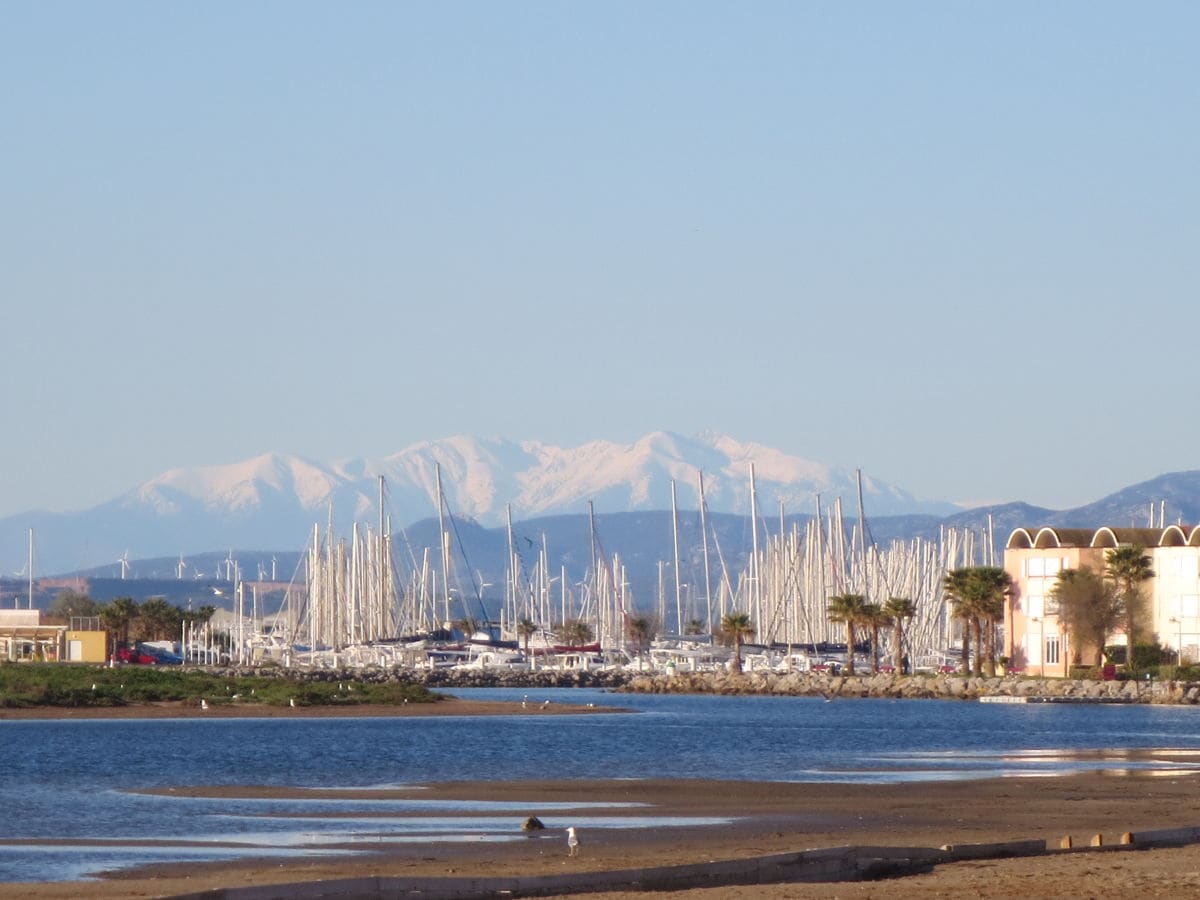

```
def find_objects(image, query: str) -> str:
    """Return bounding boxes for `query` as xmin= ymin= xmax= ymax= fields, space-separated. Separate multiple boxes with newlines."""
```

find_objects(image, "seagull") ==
xmin=541 ymin=700 xmax=551 ymax=709
xmin=200 ymin=699 xmax=209 ymax=710
xmin=289 ymin=698 xmax=296 ymax=708
xmin=522 ymin=694 xmax=528 ymax=708
xmin=566 ymin=826 xmax=580 ymax=857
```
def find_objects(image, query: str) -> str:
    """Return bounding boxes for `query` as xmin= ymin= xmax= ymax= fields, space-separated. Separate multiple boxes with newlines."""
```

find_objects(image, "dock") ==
xmin=979 ymin=695 xmax=1137 ymax=705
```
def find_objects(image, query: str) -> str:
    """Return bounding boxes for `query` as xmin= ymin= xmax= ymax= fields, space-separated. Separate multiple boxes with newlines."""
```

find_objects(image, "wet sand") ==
xmin=8 ymin=761 xmax=1200 ymax=899
xmin=0 ymin=695 xmax=619 ymax=719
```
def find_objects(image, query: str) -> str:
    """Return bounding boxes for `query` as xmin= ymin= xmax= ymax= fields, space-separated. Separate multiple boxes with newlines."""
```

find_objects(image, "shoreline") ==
xmin=0 ymin=695 xmax=622 ymax=720
xmin=9 ymin=767 xmax=1200 ymax=898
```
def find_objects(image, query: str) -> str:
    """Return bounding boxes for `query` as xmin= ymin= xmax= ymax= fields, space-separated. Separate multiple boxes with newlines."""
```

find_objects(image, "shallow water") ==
xmin=2 ymin=687 xmax=1199 ymax=881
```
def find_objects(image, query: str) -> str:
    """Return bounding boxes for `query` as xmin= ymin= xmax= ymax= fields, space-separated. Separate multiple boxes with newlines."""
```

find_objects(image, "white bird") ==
xmin=566 ymin=826 xmax=580 ymax=857
xmin=541 ymin=700 xmax=551 ymax=709
xmin=200 ymin=699 xmax=209 ymax=710
xmin=91 ymin=683 xmax=97 ymax=691
xmin=289 ymin=698 xmax=296 ymax=708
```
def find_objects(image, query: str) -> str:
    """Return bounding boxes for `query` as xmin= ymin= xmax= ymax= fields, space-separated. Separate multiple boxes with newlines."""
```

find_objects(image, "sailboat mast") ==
xmin=671 ymin=479 xmax=683 ymax=634
xmin=588 ymin=500 xmax=599 ymax=607
xmin=698 ymin=470 xmax=713 ymax=632
xmin=750 ymin=462 xmax=760 ymax=626
xmin=436 ymin=463 xmax=450 ymax=627
xmin=855 ymin=467 xmax=869 ymax=597
xmin=505 ymin=504 xmax=517 ymax=633
xmin=378 ymin=476 xmax=387 ymax=637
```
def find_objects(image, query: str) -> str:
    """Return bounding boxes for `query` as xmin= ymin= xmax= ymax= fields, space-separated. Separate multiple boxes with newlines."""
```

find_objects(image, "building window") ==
xmin=1026 ymin=594 xmax=1045 ymax=618
xmin=1045 ymin=635 xmax=1060 ymax=666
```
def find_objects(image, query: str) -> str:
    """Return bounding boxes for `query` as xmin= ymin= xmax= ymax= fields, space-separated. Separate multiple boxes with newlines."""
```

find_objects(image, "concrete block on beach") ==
xmin=940 ymin=839 xmax=1046 ymax=860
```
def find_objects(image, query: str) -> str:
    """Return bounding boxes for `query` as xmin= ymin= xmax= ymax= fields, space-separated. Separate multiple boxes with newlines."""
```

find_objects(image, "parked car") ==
xmin=116 ymin=646 xmax=158 ymax=665
xmin=116 ymin=644 xmax=184 ymax=665
xmin=138 ymin=644 xmax=184 ymax=665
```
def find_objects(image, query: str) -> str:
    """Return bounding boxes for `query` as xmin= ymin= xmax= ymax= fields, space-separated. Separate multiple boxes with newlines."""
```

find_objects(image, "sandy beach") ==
xmin=6 ymin=757 xmax=1200 ymax=898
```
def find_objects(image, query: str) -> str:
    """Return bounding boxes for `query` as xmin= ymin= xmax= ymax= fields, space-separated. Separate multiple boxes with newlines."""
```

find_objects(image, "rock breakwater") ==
xmin=618 ymin=670 xmax=1200 ymax=704
xmin=191 ymin=664 xmax=1200 ymax=703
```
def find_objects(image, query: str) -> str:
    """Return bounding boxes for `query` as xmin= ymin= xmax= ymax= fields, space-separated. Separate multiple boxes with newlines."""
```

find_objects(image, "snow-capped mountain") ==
xmin=1 ymin=432 xmax=958 ymax=574
xmin=131 ymin=431 xmax=957 ymax=525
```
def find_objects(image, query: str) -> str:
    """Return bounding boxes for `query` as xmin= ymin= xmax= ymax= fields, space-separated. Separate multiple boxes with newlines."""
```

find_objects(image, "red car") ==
xmin=116 ymin=647 xmax=158 ymax=665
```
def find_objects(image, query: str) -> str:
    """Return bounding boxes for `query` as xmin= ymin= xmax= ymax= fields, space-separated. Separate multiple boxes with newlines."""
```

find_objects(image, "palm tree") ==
xmin=684 ymin=619 xmax=706 ymax=636
xmin=627 ymin=616 xmax=656 ymax=664
xmin=971 ymin=567 xmax=1013 ymax=677
xmin=861 ymin=603 xmax=890 ymax=674
xmin=556 ymin=619 xmax=594 ymax=648
xmin=884 ymin=597 xmax=916 ymax=673
xmin=516 ymin=618 xmax=538 ymax=664
xmin=826 ymin=594 xmax=867 ymax=675
xmin=944 ymin=568 xmax=1012 ymax=676
xmin=100 ymin=597 xmax=138 ymax=654
xmin=943 ymin=569 xmax=980 ymax=674
xmin=719 ymin=612 xmax=755 ymax=674
xmin=136 ymin=597 xmax=181 ymax=642
xmin=1106 ymin=546 xmax=1154 ymax=669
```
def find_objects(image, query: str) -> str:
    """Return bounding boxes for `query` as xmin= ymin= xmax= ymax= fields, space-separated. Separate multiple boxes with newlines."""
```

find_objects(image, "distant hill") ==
xmin=0 ymin=432 xmax=957 ymax=575
xmin=21 ymin=471 xmax=1198 ymax=619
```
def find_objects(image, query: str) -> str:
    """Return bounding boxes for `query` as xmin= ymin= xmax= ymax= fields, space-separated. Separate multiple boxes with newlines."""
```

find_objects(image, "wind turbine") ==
xmin=176 ymin=556 xmax=188 ymax=580
xmin=118 ymin=551 xmax=131 ymax=580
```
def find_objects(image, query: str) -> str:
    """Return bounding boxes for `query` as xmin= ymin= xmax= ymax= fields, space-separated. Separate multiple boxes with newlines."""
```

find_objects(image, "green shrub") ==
xmin=0 ymin=664 xmax=439 ymax=709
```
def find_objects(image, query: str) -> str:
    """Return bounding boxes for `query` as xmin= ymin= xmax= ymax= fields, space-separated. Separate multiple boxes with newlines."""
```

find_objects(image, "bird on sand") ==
xmin=566 ymin=826 xmax=580 ymax=857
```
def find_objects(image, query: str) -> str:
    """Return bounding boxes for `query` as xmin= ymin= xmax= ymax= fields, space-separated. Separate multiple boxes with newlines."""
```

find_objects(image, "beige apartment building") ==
xmin=1003 ymin=526 xmax=1200 ymax=676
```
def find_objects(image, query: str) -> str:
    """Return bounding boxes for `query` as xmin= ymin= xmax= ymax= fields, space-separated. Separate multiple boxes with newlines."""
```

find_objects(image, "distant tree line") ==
xmin=47 ymin=590 xmax=216 ymax=646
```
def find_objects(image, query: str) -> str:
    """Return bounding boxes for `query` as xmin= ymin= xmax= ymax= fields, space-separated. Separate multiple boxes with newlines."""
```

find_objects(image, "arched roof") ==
xmin=1005 ymin=525 xmax=1195 ymax=551
xmin=1006 ymin=528 xmax=1034 ymax=549
xmin=1160 ymin=525 xmax=1188 ymax=547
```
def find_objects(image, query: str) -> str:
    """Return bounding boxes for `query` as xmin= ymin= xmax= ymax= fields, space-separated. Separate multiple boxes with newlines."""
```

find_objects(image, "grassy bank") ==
xmin=0 ymin=663 xmax=439 ymax=709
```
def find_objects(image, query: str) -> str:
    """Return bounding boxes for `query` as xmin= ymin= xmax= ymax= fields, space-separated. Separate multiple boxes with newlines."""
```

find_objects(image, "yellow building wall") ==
xmin=65 ymin=630 xmax=108 ymax=663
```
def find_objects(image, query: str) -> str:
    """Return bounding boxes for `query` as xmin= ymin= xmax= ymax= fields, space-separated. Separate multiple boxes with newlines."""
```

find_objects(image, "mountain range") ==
xmin=1 ymin=432 xmax=1197 ymax=579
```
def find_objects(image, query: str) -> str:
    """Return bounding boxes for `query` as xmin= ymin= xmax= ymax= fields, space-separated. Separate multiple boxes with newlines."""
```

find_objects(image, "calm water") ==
xmin=2 ymin=688 xmax=1199 ymax=882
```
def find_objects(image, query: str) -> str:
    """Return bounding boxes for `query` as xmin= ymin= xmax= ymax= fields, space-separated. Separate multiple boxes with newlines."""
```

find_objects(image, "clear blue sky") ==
xmin=2 ymin=1 xmax=1197 ymax=519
